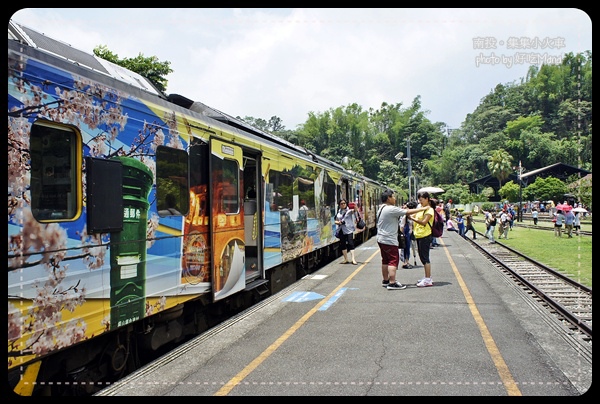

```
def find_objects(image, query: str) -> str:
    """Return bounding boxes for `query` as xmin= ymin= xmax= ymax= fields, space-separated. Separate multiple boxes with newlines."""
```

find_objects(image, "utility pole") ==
xmin=407 ymin=136 xmax=417 ymax=201
xmin=518 ymin=161 xmax=523 ymax=222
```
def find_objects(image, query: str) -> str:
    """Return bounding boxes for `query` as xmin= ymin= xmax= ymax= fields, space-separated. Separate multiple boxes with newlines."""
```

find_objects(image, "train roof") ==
xmin=166 ymin=93 xmax=355 ymax=175
xmin=8 ymin=20 xmax=162 ymax=97
xmin=168 ymin=94 xmax=313 ymax=158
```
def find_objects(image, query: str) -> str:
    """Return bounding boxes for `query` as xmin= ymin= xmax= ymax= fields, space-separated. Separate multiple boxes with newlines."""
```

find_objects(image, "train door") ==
xmin=210 ymin=139 xmax=245 ymax=301
xmin=242 ymin=151 xmax=263 ymax=283
xmin=182 ymin=138 xmax=211 ymax=290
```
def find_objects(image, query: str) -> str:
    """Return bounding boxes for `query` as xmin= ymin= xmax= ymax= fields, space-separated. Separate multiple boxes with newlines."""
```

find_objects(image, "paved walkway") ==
xmin=97 ymin=231 xmax=591 ymax=396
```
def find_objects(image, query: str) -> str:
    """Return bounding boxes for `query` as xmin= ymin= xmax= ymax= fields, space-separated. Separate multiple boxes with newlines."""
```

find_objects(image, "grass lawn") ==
xmin=473 ymin=222 xmax=592 ymax=288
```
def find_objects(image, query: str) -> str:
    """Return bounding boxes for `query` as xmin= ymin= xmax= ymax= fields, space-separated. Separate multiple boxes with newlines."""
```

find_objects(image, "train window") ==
xmin=222 ymin=158 xmax=240 ymax=213
xmin=157 ymin=146 xmax=189 ymax=216
xmin=270 ymin=171 xmax=293 ymax=210
xmin=30 ymin=120 xmax=81 ymax=221
xmin=323 ymin=170 xmax=336 ymax=207
xmin=189 ymin=138 xmax=209 ymax=188
xmin=296 ymin=176 xmax=314 ymax=210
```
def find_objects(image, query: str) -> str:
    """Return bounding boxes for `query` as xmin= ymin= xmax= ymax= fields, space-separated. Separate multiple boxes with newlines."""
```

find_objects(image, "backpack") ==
xmin=429 ymin=210 xmax=444 ymax=238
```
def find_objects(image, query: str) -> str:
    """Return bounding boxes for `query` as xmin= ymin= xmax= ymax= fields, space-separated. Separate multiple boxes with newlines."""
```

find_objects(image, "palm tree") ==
xmin=487 ymin=149 xmax=514 ymax=194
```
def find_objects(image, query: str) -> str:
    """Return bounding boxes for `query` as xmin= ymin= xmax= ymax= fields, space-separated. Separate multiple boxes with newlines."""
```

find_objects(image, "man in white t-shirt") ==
xmin=376 ymin=190 xmax=427 ymax=290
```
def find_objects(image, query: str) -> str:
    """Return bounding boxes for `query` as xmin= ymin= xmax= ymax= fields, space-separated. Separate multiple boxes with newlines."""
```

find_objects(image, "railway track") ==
xmin=510 ymin=224 xmax=591 ymax=236
xmin=467 ymin=233 xmax=592 ymax=346
xmin=472 ymin=218 xmax=592 ymax=236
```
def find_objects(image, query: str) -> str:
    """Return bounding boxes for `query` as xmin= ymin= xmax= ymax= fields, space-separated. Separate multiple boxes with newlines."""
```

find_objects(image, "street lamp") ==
xmin=407 ymin=136 xmax=417 ymax=201
xmin=395 ymin=137 xmax=416 ymax=202
xmin=394 ymin=151 xmax=406 ymax=202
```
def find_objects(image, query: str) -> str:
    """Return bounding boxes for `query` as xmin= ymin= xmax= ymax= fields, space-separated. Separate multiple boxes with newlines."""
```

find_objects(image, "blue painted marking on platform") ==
xmin=319 ymin=288 xmax=347 ymax=311
xmin=284 ymin=291 xmax=324 ymax=302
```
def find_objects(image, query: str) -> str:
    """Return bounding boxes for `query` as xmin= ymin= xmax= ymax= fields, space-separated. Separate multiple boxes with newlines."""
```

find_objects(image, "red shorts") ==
xmin=378 ymin=242 xmax=400 ymax=267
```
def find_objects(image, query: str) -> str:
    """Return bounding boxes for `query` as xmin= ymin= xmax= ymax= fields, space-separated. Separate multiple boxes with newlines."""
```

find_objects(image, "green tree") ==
xmin=504 ymin=115 xmax=543 ymax=162
xmin=487 ymin=149 xmax=514 ymax=188
xmin=436 ymin=183 xmax=472 ymax=205
xmin=519 ymin=129 xmax=558 ymax=169
xmin=268 ymin=116 xmax=285 ymax=132
xmin=364 ymin=131 xmax=394 ymax=183
xmin=241 ymin=116 xmax=269 ymax=131
xmin=376 ymin=160 xmax=403 ymax=192
xmin=569 ymin=175 xmax=592 ymax=211
xmin=341 ymin=156 xmax=365 ymax=176
xmin=498 ymin=180 xmax=520 ymax=203
xmin=523 ymin=177 xmax=567 ymax=203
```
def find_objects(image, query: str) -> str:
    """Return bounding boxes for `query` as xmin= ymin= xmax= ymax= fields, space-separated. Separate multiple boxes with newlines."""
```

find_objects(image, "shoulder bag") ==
xmin=397 ymin=227 xmax=406 ymax=249
xmin=356 ymin=211 xmax=365 ymax=229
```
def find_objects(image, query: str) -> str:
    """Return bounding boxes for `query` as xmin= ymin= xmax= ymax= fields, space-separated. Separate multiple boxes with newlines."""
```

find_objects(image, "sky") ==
xmin=10 ymin=8 xmax=592 ymax=131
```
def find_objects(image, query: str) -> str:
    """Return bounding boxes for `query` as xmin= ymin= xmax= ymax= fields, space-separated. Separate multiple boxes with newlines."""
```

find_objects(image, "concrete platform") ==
xmin=97 ymin=230 xmax=591 ymax=396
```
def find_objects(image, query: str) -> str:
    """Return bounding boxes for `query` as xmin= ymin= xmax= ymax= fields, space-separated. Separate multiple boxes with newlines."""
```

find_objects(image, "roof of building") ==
xmin=469 ymin=163 xmax=591 ymax=195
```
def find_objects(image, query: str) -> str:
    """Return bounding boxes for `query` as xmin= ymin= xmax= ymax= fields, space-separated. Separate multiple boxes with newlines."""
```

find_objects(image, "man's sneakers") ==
xmin=383 ymin=278 xmax=432 ymax=288
xmin=386 ymin=282 xmax=407 ymax=290
xmin=416 ymin=277 xmax=433 ymax=287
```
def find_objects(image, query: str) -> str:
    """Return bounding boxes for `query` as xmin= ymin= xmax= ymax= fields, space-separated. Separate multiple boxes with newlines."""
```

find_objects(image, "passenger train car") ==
xmin=8 ymin=21 xmax=387 ymax=396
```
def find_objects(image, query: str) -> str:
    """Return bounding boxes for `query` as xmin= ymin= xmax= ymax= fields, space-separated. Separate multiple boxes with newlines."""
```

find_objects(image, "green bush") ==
xmin=482 ymin=202 xmax=496 ymax=212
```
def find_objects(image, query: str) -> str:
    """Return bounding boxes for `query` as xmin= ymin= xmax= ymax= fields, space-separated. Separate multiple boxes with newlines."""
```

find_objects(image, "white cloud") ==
xmin=11 ymin=8 xmax=591 ymax=130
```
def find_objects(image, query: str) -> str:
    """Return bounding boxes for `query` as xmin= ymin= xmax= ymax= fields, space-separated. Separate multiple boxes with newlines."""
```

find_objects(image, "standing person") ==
xmin=376 ymin=190 xmax=427 ymax=290
xmin=500 ymin=210 xmax=510 ymax=240
xmin=410 ymin=191 xmax=437 ymax=287
xmin=335 ymin=199 xmax=358 ymax=264
xmin=508 ymin=205 xmax=516 ymax=230
xmin=573 ymin=211 xmax=581 ymax=236
xmin=483 ymin=209 xmax=491 ymax=228
xmin=554 ymin=210 xmax=565 ymax=237
xmin=498 ymin=210 xmax=507 ymax=239
xmin=485 ymin=213 xmax=497 ymax=243
xmin=432 ymin=203 xmax=443 ymax=247
xmin=564 ymin=209 xmax=575 ymax=238
xmin=465 ymin=212 xmax=476 ymax=239
xmin=444 ymin=200 xmax=451 ymax=222
xmin=531 ymin=208 xmax=539 ymax=225
xmin=456 ymin=213 xmax=465 ymax=237
xmin=400 ymin=201 xmax=417 ymax=269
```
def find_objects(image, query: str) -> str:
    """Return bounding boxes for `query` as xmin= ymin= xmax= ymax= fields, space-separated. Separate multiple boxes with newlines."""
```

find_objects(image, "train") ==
xmin=8 ymin=20 xmax=388 ymax=396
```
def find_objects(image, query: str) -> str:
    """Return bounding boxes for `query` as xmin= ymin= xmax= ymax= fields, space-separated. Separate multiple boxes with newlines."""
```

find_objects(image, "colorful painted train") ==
xmin=8 ymin=20 xmax=388 ymax=396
